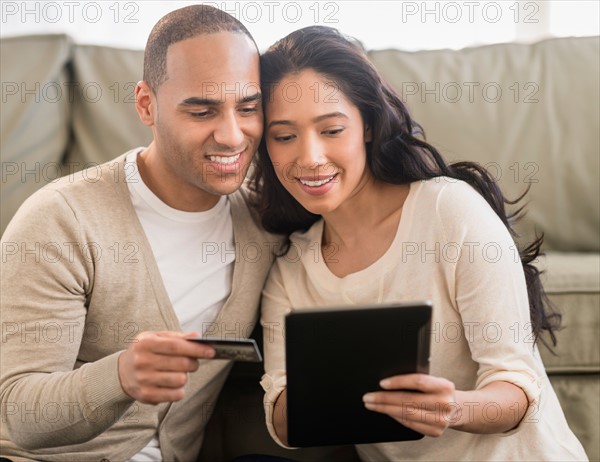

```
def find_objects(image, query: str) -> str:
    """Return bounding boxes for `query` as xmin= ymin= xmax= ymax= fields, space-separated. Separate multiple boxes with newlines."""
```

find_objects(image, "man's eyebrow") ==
xmin=180 ymin=97 xmax=220 ymax=106
xmin=179 ymin=92 xmax=262 ymax=107
xmin=268 ymin=111 xmax=348 ymax=129
xmin=240 ymin=92 xmax=262 ymax=104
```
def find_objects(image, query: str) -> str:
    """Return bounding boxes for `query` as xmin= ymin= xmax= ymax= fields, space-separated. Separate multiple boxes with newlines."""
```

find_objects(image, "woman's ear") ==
xmin=364 ymin=125 xmax=373 ymax=143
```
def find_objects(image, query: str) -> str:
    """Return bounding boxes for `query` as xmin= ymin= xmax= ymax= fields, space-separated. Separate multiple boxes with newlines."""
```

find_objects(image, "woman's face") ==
xmin=264 ymin=69 xmax=372 ymax=216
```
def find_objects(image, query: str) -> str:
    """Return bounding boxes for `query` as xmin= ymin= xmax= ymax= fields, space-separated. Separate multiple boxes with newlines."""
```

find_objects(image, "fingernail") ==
xmin=206 ymin=348 xmax=216 ymax=358
xmin=380 ymin=379 xmax=391 ymax=388
xmin=363 ymin=393 xmax=375 ymax=403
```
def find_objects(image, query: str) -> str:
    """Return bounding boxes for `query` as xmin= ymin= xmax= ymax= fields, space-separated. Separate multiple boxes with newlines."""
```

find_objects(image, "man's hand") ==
xmin=117 ymin=331 xmax=216 ymax=404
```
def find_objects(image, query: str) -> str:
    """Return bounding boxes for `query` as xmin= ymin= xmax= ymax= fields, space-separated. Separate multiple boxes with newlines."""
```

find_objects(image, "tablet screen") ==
xmin=285 ymin=302 xmax=432 ymax=447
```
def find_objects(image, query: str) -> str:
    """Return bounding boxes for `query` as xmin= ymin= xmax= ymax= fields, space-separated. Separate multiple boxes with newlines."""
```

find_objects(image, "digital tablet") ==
xmin=285 ymin=301 xmax=432 ymax=447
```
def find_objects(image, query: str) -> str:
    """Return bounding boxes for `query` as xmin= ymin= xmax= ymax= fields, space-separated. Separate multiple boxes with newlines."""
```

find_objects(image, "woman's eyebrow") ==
xmin=312 ymin=111 xmax=348 ymax=123
xmin=268 ymin=111 xmax=348 ymax=129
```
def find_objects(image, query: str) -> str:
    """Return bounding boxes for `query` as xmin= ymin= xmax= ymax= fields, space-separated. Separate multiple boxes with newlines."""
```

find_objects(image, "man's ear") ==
xmin=135 ymin=81 xmax=155 ymax=127
xmin=364 ymin=125 xmax=373 ymax=143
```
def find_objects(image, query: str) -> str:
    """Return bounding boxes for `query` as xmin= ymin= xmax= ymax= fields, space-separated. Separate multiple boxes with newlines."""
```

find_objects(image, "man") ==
xmin=0 ymin=5 xmax=279 ymax=461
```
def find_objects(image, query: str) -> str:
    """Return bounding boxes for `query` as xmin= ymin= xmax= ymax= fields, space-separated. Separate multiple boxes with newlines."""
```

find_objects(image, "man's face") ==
xmin=140 ymin=31 xmax=262 ymax=210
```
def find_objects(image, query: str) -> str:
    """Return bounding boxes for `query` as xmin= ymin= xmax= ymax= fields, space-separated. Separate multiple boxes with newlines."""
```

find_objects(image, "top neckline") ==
xmin=298 ymin=180 xmax=421 ymax=291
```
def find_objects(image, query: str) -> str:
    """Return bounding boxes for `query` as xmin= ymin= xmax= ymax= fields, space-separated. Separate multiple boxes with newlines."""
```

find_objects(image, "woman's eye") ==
xmin=324 ymin=128 xmax=344 ymax=136
xmin=273 ymin=134 xmax=295 ymax=142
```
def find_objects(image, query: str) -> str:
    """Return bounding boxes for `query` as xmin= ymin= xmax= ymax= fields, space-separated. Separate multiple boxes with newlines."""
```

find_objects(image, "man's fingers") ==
xmin=135 ymin=332 xmax=215 ymax=359
xmin=137 ymin=371 xmax=190 ymax=389
xmin=119 ymin=331 xmax=213 ymax=404
xmin=153 ymin=331 xmax=189 ymax=338
xmin=131 ymin=353 xmax=200 ymax=373
xmin=155 ymin=331 xmax=200 ymax=339
xmin=136 ymin=386 xmax=187 ymax=405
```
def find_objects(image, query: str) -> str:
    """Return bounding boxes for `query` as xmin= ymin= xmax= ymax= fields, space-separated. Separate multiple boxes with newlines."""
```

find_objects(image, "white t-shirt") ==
xmin=125 ymin=149 xmax=234 ymax=461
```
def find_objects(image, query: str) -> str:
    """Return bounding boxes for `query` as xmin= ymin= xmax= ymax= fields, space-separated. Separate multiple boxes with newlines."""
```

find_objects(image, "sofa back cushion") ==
xmin=66 ymin=44 xmax=151 ymax=169
xmin=0 ymin=34 xmax=72 ymax=235
xmin=369 ymin=36 xmax=600 ymax=251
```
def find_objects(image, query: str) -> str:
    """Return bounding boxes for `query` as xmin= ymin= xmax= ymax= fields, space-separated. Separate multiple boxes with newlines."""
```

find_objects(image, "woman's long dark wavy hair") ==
xmin=250 ymin=26 xmax=560 ymax=348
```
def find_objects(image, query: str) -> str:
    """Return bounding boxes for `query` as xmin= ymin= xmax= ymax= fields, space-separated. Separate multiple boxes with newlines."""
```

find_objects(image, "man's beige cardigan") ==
xmin=0 ymin=152 xmax=281 ymax=461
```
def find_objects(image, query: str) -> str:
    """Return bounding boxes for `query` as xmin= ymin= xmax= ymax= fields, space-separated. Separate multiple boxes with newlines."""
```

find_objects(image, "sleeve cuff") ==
xmin=477 ymin=370 xmax=542 ymax=436
xmin=261 ymin=371 xmax=296 ymax=449
xmin=81 ymin=351 xmax=135 ymax=420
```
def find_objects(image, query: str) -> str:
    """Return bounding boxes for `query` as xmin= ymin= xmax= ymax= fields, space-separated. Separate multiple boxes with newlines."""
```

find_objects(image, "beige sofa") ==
xmin=1 ymin=34 xmax=598 ymax=461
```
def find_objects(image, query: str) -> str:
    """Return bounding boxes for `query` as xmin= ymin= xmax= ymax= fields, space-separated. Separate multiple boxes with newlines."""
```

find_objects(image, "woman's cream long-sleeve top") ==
xmin=260 ymin=177 xmax=588 ymax=461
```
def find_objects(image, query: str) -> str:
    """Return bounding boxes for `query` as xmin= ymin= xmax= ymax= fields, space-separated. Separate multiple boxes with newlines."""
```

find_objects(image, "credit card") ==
xmin=188 ymin=337 xmax=263 ymax=362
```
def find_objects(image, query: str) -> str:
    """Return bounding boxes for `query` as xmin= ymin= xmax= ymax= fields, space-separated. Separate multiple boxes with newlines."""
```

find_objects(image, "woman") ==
xmin=251 ymin=26 xmax=587 ymax=460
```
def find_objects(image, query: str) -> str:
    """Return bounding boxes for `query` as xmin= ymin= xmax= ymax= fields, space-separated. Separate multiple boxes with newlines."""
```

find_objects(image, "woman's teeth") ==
xmin=299 ymin=175 xmax=336 ymax=187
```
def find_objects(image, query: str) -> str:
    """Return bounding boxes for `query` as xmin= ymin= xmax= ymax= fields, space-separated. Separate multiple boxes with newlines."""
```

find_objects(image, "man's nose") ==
xmin=213 ymin=112 xmax=245 ymax=147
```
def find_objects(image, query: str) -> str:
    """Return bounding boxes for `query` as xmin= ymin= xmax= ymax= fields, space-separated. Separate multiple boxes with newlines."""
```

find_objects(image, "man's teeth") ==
xmin=208 ymin=153 xmax=241 ymax=164
xmin=299 ymin=176 xmax=335 ymax=187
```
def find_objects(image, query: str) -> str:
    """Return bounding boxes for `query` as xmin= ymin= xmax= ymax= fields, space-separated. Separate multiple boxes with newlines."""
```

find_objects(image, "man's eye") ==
xmin=190 ymin=111 xmax=211 ymax=118
xmin=239 ymin=106 xmax=258 ymax=114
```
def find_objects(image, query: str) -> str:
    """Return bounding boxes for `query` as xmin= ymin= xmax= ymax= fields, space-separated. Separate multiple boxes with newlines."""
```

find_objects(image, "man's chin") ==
xmin=202 ymin=177 xmax=246 ymax=196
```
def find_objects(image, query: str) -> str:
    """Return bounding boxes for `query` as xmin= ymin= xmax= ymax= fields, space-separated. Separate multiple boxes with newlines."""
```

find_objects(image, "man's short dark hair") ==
xmin=143 ymin=4 xmax=256 ymax=92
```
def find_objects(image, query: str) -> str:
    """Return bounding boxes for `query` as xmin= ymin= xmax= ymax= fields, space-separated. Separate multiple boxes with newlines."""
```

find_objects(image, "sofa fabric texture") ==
xmin=368 ymin=37 xmax=600 ymax=252
xmin=1 ymin=33 xmax=598 ymax=461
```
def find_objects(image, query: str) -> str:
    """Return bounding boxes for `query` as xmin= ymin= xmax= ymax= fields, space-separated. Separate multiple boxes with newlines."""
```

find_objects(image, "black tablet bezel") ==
xmin=284 ymin=301 xmax=432 ymax=447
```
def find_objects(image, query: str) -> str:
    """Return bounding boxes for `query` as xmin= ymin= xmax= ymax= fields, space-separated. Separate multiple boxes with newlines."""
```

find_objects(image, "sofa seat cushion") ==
xmin=548 ymin=374 xmax=599 ymax=461
xmin=536 ymin=252 xmax=600 ymax=373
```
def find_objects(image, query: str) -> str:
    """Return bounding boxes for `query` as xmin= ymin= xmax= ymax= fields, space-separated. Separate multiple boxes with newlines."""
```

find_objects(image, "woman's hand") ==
xmin=363 ymin=375 xmax=530 ymax=436
xmin=362 ymin=373 xmax=458 ymax=437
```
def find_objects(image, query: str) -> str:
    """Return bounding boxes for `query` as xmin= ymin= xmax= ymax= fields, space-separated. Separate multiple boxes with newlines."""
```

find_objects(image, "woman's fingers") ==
xmin=379 ymin=373 xmax=454 ymax=393
xmin=363 ymin=397 xmax=457 ymax=436
xmin=363 ymin=373 xmax=458 ymax=437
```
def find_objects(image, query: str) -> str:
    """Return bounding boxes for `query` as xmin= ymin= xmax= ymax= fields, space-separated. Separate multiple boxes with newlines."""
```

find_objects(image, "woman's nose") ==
xmin=296 ymin=135 xmax=325 ymax=170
